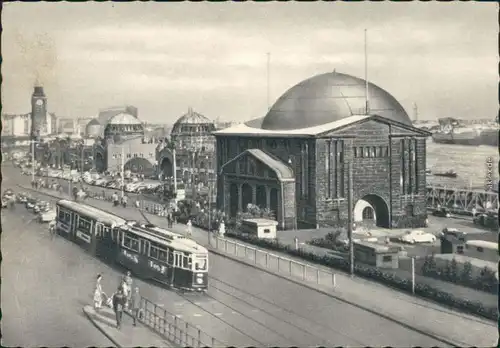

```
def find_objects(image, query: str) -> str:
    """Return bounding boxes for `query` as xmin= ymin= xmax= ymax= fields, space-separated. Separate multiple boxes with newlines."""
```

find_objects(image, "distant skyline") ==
xmin=2 ymin=2 xmax=497 ymax=123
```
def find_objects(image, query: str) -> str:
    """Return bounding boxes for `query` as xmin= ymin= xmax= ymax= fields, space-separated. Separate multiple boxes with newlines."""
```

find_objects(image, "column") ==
xmin=252 ymin=184 xmax=257 ymax=205
xmin=266 ymin=186 xmax=271 ymax=209
xmin=237 ymin=183 xmax=243 ymax=213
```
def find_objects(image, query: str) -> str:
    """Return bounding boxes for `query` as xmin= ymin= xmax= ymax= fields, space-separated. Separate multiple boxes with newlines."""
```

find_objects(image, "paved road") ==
xmin=4 ymin=169 xmax=453 ymax=346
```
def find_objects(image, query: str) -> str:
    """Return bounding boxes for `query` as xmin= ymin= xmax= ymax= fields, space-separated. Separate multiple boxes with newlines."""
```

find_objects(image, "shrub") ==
xmin=224 ymin=232 xmax=497 ymax=321
xmin=460 ymin=261 xmax=474 ymax=285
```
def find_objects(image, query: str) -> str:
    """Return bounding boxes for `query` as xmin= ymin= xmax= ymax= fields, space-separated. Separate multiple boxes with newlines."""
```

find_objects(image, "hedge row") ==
xmin=422 ymin=255 xmax=497 ymax=295
xmin=224 ymin=231 xmax=497 ymax=321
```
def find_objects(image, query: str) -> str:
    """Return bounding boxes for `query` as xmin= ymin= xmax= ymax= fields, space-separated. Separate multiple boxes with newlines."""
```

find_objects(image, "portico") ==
xmin=220 ymin=149 xmax=296 ymax=230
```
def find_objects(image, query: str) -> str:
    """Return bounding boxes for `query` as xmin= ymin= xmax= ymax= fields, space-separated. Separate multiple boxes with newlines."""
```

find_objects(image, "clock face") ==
xmin=36 ymin=99 xmax=43 ymax=106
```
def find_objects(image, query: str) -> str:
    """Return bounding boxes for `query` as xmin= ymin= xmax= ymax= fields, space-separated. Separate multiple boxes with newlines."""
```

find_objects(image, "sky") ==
xmin=1 ymin=2 xmax=497 ymax=124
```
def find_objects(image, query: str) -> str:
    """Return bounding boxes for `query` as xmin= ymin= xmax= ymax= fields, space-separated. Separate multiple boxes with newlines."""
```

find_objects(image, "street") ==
xmin=2 ymin=164 xmax=453 ymax=347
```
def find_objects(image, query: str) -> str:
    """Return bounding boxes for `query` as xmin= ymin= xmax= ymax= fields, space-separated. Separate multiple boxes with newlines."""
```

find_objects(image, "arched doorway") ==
xmin=124 ymin=158 xmax=155 ymax=177
xmin=354 ymin=194 xmax=390 ymax=228
xmin=256 ymin=185 xmax=267 ymax=209
xmin=269 ymin=188 xmax=278 ymax=218
xmin=160 ymin=157 xmax=173 ymax=178
xmin=229 ymin=183 xmax=238 ymax=217
xmin=241 ymin=183 xmax=252 ymax=212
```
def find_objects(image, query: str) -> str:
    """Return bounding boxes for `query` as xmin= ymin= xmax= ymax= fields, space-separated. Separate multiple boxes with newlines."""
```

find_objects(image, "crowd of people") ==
xmin=93 ymin=271 xmax=142 ymax=329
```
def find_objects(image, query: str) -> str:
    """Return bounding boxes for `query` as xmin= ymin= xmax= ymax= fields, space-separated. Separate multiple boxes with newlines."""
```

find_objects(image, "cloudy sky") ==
xmin=2 ymin=2 xmax=497 ymax=123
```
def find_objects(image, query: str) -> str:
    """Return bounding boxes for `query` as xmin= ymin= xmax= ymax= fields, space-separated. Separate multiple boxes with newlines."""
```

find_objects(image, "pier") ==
xmin=426 ymin=185 xmax=498 ymax=215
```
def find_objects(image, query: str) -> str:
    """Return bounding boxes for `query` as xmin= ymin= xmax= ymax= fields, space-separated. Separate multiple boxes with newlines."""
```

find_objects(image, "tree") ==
xmin=443 ymin=260 xmax=452 ymax=281
xmin=477 ymin=266 xmax=497 ymax=292
xmin=422 ymin=254 xmax=437 ymax=276
xmin=460 ymin=261 xmax=474 ymax=286
xmin=449 ymin=258 xmax=459 ymax=283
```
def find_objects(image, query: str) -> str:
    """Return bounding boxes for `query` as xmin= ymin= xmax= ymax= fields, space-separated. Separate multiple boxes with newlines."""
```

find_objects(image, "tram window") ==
xmin=195 ymin=258 xmax=207 ymax=271
xmin=167 ymin=251 xmax=174 ymax=265
xmin=182 ymin=256 xmax=189 ymax=269
xmin=150 ymin=246 xmax=158 ymax=259
xmin=78 ymin=218 xmax=91 ymax=232
xmin=124 ymin=234 xmax=140 ymax=252
xmin=477 ymin=247 xmax=484 ymax=253
xmin=158 ymin=250 xmax=167 ymax=262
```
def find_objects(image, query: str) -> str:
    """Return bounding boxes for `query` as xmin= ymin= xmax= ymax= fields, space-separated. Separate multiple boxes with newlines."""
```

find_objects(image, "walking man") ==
xmin=130 ymin=287 xmax=141 ymax=326
xmin=112 ymin=192 xmax=119 ymax=207
xmin=112 ymin=287 xmax=126 ymax=329
xmin=49 ymin=219 xmax=57 ymax=239
xmin=186 ymin=219 xmax=192 ymax=238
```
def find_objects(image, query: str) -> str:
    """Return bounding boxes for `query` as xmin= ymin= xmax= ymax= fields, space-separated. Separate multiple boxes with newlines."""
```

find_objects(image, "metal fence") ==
xmin=139 ymin=296 xmax=223 ymax=347
xmin=212 ymin=236 xmax=336 ymax=287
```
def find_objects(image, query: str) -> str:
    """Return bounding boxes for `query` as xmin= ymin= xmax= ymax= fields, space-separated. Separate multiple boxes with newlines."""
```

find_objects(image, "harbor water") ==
xmin=426 ymin=142 xmax=498 ymax=190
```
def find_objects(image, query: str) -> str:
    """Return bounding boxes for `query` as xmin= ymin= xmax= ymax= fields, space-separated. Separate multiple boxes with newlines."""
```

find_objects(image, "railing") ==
xmin=138 ymin=296 xmax=224 ymax=347
xmin=212 ymin=235 xmax=337 ymax=287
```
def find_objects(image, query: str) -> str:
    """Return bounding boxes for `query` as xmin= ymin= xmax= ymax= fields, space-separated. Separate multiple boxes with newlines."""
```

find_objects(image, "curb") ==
xmin=82 ymin=307 xmax=123 ymax=348
xmin=22 ymin=185 xmax=481 ymax=346
xmin=208 ymin=247 xmax=467 ymax=347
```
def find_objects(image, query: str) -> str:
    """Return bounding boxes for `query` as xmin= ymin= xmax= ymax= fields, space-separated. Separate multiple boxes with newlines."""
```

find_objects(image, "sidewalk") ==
xmin=24 ymin=187 xmax=497 ymax=347
xmin=82 ymin=305 xmax=175 ymax=348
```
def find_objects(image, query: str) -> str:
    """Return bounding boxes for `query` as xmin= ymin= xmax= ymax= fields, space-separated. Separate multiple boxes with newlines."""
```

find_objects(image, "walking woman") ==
xmin=94 ymin=274 xmax=104 ymax=312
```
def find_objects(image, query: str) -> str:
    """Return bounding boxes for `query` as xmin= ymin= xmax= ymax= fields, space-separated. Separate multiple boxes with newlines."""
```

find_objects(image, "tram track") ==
xmin=13 ymin=184 xmax=488 ymax=346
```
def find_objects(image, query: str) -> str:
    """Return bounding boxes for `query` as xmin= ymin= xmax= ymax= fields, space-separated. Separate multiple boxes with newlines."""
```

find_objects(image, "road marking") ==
xmin=193 ymin=313 xmax=203 ymax=317
xmin=251 ymin=309 xmax=259 ymax=312
xmin=175 ymin=314 xmax=183 ymax=318
xmin=214 ymin=312 xmax=223 ymax=316
xmin=158 ymin=304 xmax=165 ymax=307
xmin=231 ymin=311 xmax=237 ymax=314
xmin=174 ymin=302 xmax=186 ymax=306
xmin=194 ymin=302 xmax=201 ymax=305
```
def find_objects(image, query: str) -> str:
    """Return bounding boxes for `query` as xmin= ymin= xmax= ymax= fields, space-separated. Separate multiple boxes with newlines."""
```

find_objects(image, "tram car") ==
xmin=55 ymin=199 xmax=209 ymax=291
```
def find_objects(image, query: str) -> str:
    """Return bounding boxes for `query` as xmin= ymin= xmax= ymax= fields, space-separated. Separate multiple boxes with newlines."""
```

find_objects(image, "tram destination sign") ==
xmin=122 ymin=249 xmax=139 ymax=264
xmin=148 ymin=260 xmax=167 ymax=274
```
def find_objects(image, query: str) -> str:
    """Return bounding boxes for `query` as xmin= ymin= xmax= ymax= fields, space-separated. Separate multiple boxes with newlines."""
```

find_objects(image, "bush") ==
xmin=225 ymin=232 xmax=497 ymax=321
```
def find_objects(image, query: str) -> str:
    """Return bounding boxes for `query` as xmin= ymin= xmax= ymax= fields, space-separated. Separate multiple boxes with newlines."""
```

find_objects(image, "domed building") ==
xmin=214 ymin=71 xmax=431 ymax=230
xmin=93 ymin=112 xmax=161 ymax=175
xmin=157 ymin=107 xmax=217 ymax=184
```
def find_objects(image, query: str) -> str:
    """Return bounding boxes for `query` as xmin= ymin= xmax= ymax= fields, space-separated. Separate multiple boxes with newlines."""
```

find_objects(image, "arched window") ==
xmin=362 ymin=207 xmax=374 ymax=220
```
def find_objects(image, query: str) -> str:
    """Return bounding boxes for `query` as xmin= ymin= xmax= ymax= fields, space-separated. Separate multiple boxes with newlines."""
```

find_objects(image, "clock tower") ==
xmin=31 ymin=85 xmax=48 ymax=139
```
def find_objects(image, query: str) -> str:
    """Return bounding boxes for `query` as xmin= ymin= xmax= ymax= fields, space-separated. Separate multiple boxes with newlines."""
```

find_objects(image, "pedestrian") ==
xmin=135 ymin=200 xmax=140 ymax=209
xmin=94 ymin=274 xmax=103 ymax=311
xmin=49 ymin=219 xmax=57 ymax=239
xmin=112 ymin=287 xmax=126 ymax=329
xmin=112 ymin=193 xmax=119 ymax=207
xmin=186 ymin=219 xmax=192 ymax=238
xmin=121 ymin=195 xmax=128 ymax=208
xmin=167 ymin=214 xmax=172 ymax=228
xmin=130 ymin=287 xmax=141 ymax=326
xmin=122 ymin=271 xmax=133 ymax=308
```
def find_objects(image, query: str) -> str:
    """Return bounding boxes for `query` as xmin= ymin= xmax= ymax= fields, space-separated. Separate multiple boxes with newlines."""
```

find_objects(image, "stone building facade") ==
xmin=157 ymin=108 xmax=217 ymax=183
xmin=214 ymin=72 xmax=431 ymax=230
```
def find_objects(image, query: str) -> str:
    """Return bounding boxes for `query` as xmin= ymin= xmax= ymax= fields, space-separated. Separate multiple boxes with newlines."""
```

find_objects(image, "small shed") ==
xmin=354 ymin=240 xmax=401 ymax=269
xmin=240 ymin=218 xmax=278 ymax=239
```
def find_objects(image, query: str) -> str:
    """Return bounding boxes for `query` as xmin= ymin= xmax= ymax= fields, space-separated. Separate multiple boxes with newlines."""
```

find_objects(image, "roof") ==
xmin=86 ymin=118 xmax=101 ymax=127
xmin=260 ymin=71 xmax=412 ymax=131
xmin=354 ymin=240 xmax=400 ymax=253
xmin=57 ymin=199 xmax=127 ymax=227
xmin=214 ymin=114 xmax=431 ymax=138
xmin=466 ymin=240 xmax=498 ymax=250
xmin=97 ymin=106 xmax=137 ymax=125
xmin=214 ymin=115 xmax=369 ymax=137
xmin=242 ymin=218 xmax=278 ymax=226
xmin=106 ymin=113 xmax=142 ymax=126
xmin=222 ymin=149 xmax=295 ymax=181
xmin=173 ymin=108 xmax=214 ymax=126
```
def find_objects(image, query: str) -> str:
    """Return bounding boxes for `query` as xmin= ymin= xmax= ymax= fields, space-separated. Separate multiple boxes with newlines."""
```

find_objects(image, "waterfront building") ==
xmin=1 ymin=113 xmax=31 ymax=137
xmin=156 ymin=107 xmax=217 ymax=183
xmin=214 ymin=71 xmax=431 ymax=230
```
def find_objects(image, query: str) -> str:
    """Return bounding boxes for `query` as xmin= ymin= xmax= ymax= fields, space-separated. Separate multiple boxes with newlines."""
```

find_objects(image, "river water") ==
xmin=426 ymin=142 xmax=498 ymax=190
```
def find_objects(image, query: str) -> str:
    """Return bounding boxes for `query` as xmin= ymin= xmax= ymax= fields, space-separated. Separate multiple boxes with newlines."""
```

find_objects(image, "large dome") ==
xmin=104 ymin=112 xmax=143 ymax=139
xmin=171 ymin=107 xmax=216 ymax=135
xmin=261 ymin=72 xmax=411 ymax=131
xmin=107 ymin=112 xmax=141 ymax=126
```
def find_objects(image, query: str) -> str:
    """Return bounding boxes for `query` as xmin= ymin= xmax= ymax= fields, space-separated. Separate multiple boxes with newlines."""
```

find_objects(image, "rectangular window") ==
xmin=78 ymin=217 xmax=91 ymax=232
xmin=413 ymin=139 xmax=418 ymax=194
xmin=359 ymin=147 xmax=364 ymax=158
xmin=400 ymin=140 xmax=406 ymax=195
xmin=375 ymin=147 xmax=380 ymax=157
xmin=301 ymin=143 xmax=307 ymax=197
xmin=333 ymin=140 xmax=338 ymax=198
xmin=364 ymin=147 xmax=369 ymax=158
xmin=457 ymin=245 xmax=464 ymax=254
xmin=123 ymin=233 xmax=140 ymax=252
xmin=408 ymin=140 xmax=413 ymax=194
xmin=477 ymin=247 xmax=484 ymax=253
xmin=326 ymin=141 xmax=331 ymax=198
xmin=354 ymin=147 xmax=358 ymax=158
xmin=382 ymin=255 xmax=392 ymax=262
xmin=127 ymin=154 xmax=132 ymax=158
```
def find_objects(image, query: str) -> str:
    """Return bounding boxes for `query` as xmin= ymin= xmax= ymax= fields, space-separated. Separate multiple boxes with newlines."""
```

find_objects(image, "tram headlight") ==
xmin=196 ymin=277 xmax=203 ymax=284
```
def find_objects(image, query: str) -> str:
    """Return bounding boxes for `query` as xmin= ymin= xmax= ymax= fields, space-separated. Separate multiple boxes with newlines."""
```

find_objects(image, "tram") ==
xmin=55 ymin=199 xmax=209 ymax=291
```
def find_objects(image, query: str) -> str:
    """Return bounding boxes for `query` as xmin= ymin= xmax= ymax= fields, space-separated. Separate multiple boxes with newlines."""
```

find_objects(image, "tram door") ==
xmin=92 ymin=223 xmax=103 ymax=256
xmin=172 ymin=251 xmax=183 ymax=287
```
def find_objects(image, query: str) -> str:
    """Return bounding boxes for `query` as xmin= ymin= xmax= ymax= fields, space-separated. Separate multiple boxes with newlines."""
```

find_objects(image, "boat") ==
xmin=433 ymin=170 xmax=457 ymax=178
xmin=478 ymin=127 xmax=498 ymax=147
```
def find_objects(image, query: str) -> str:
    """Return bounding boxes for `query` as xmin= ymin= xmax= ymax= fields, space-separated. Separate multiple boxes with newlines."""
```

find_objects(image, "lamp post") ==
xmin=120 ymin=146 xmax=125 ymax=198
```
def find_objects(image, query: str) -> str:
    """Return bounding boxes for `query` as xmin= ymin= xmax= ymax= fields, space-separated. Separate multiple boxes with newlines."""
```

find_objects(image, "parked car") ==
xmin=25 ymin=198 xmax=40 ymax=211
xmin=2 ymin=189 xmax=16 ymax=201
xmin=17 ymin=192 xmax=29 ymax=203
xmin=473 ymin=211 xmax=499 ymax=230
xmin=38 ymin=208 xmax=57 ymax=222
xmin=431 ymin=207 xmax=451 ymax=218
xmin=399 ymin=230 xmax=437 ymax=244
